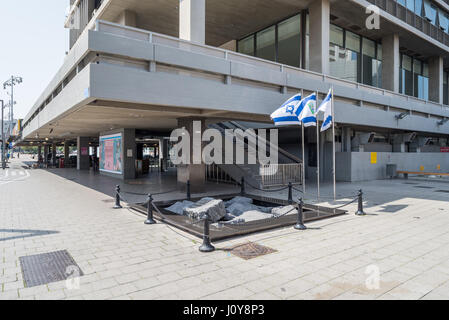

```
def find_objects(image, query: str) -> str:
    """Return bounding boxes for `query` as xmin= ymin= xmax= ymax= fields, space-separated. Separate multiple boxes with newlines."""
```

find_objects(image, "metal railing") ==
xmin=206 ymin=164 xmax=238 ymax=185
xmin=260 ymin=164 xmax=303 ymax=187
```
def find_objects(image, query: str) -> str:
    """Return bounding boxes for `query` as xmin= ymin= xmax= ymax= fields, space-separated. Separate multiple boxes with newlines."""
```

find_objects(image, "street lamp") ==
xmin=3 ymin=76 xmax=23 ymax=157
xmin=0 ymin=99 xmax=5 ymax=169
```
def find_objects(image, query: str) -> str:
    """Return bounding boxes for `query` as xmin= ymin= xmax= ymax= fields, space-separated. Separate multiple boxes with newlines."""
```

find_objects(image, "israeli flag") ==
xmin=270 ymin=93 xmax=303 ymax=126
xmin=318 ymin=89 xmax=333 ymax=132
xmin=298 ymin=93 xmax=317 ymax=127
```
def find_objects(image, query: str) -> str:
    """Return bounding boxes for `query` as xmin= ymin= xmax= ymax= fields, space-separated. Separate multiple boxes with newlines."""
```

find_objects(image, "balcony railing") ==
xmin=367 ymin=0 xmax=449 ymax=46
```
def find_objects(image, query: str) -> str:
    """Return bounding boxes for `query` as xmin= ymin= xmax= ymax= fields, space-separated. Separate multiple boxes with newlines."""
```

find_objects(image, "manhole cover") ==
xmin=19 ymin=250 xmax=83 ymax=288
xmin=435 ymin=190 xmax=449 ymax=193
xmin=228 ymin=242 xmax=277 ymax=260
xmin=414 ymin=186 xmax=435 ymax=189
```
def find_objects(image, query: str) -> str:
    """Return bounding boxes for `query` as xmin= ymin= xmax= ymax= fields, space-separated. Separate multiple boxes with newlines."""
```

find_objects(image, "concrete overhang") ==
xmin=95 ymin=0 xmax=313 ymax=47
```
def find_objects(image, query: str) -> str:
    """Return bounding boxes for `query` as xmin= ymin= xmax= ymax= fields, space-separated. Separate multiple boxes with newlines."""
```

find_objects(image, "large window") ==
xmin=256 ymin=26 xmax=276 ymax=61
xmin=362 ymin=38 xmax=382 ymax=87
xmin=237 ymin=14 xmax=304 ymax=68
xmin=400 ymin=54 xmax=428 ymax=100
xmin=277 ymin=15 xmax=301 ymax=68
xmin=329 ymin=24 xmax=382 ymax=87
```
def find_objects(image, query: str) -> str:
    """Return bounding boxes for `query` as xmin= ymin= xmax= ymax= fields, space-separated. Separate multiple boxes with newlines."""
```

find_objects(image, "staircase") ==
xmin=206 ymin=121 xmax=303 ymax=189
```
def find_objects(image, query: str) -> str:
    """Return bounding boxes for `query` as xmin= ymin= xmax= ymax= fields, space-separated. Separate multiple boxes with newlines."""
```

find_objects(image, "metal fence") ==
xmin=260 ymin=164 xmax=303 ymax=187
xmin=206 ymin=164 xmax=238 ymax=185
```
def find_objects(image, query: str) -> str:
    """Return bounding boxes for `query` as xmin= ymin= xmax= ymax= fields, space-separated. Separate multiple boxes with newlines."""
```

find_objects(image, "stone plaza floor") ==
xmin=1 ymin=155 xmax=449 ymax=300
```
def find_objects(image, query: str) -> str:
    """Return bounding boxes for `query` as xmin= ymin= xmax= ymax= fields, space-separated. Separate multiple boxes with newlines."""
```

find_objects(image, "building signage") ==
xmin=441 ymin=147 xmax=449 ymax=153
xmin=370 ymin=152 xmax=377 ymax=164
xmin=99 ymin=133 xmax=123 ymax=174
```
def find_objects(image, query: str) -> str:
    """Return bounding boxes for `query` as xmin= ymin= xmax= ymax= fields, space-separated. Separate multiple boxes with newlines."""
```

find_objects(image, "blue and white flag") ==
xmin=270 ymin=93 xmax=302 ymax=126
xmin=298 ymin=93 xmax=317 ymax=127
xmin=318 ymin=89 xmax=333 ymax=132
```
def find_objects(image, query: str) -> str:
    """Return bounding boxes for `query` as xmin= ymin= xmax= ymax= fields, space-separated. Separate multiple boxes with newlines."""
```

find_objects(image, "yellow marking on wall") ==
xmin=420 ymin=166 xmax=424 ymax=172
xmin=437 ymin=164 xmax=441 ymax=171
xmin=371 ymin=152 xmax=377 ymax=164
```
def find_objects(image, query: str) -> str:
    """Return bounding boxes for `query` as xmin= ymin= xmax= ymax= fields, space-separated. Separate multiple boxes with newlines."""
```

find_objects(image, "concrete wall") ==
xmin=336 ymin=152 xmax=449 ymax=182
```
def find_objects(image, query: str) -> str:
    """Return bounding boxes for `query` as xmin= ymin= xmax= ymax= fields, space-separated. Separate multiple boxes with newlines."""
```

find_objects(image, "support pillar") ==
xmin=37 ymin=146 xmax=42 ymax=162
xmin=309 ymin=0 xmax=330 ymax=74
xmin=179 ymin=0 xmax=206 ymax=44
xmin=77 ymin=137 xmax=90 ymax=170
xmin=429 ymin=56 xmax=444 ymax=104
xmin=393 ymin=143 xmax=406 ymax=153
xmin=44 ymin=145 xmax=49 ymax=165
xmin=382 ymin=34 xmax=400 ymax=93
xmin=52 ymin=144 xmax=57 ymax=167
xmin=64 ymin=142 xmax=70 ymax=162
xmin=176 ymin=118 xmax=206 ymax=193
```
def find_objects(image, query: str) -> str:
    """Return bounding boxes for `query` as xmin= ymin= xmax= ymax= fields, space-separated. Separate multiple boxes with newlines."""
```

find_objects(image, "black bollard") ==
xmin=144 ymin=194 xmax=157 ymax=225
xmin=187 ymin=180 xmax=191 ymax=200
xmin=294 ymin=197 xmax=307 ymax=230
xmin=199 ymin=213 xmax=215 ymax=252
xmin=113 ymin=185 xmax=122 ymax=209
xmin=288 ymin=182 xmax=293 ymax=204
xmin=240 ymin=176 xmax=245 ymax=195
xmin=355 ymin=189 xmax=366 ymax=216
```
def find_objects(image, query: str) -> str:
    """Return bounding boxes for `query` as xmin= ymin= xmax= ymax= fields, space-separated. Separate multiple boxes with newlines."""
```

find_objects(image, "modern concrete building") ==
xmin=18 ymin=0 xmax=449 ymax=185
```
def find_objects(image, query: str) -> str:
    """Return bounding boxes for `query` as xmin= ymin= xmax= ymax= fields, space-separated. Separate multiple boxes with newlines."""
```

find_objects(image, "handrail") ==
xmin=227 ymin=121 xmax=303 ymax=164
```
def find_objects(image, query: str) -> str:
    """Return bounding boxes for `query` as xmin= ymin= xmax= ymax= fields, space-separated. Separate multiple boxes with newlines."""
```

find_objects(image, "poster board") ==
xmin=99 ymin=133 xmax=123 ymax=174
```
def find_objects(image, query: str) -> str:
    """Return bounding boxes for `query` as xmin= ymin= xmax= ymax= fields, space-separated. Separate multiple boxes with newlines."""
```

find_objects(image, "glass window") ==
xmin=305 ymin=13 xmax=310 ymax=70
xmin=238 ymin=35 xmax=254 ymax=56
xmin=424 ymin=0 xmax=437 ymax=25
xmin=415 ymin=0 xmax=423 ymax=16
xmin=362 ymin=38 xmax=376 ymax=86
xmin=330 ymin=24 xmax=344 ymax=47
xmin=256 ymin=26 xmax=276 ymax=61
xmin=329 ymin=46 xmax=359 ymax=82
xmin=277 ymin=15 xmax=301 ymax=68
xmin=397 ymin=0 xmax=406 ymax=7
xmin=345 ymin=31 xmax=361 ymax=52
xmin=406 ymin=0 xmax=415 ymax=12
xmin=400 ymin=55 xmax=413 ymax=96
xmin=377 ymin=44 xmax=382 ymax=60
xmin=438 ymin=11 xmax=449 ymax=32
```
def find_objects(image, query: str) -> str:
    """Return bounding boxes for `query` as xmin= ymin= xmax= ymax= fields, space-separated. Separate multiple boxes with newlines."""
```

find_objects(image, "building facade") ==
xmin=18 ymin=0 xmax=449 ymax=184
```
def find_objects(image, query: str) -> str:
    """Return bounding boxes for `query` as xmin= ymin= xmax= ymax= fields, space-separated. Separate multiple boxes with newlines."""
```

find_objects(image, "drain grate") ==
xmin=435 ymin=190 xmax=449 ymax=193
xmin=414 ymin=186 xmax=435 ymax=189
xmin=19 ymin=250 xmax=83 ymax=288
xmin=102 ymin=199 xmax=115 ymax=203
xmin=228 ymin=242 xmax=277 ymax=260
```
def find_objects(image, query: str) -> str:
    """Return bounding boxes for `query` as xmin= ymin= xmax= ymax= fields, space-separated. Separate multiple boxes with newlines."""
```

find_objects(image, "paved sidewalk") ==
xmin=1 ymin=156 xmax=449 ymax=300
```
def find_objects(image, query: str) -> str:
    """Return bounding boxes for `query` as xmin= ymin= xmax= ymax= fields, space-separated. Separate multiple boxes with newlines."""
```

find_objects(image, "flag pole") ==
xmin=316 ymin=91 xmax=320 ymax=200
xmin=332 ymin=86 xmax=336 ymax=200
xmin=301 ymin=89 xmax=305 ymax=194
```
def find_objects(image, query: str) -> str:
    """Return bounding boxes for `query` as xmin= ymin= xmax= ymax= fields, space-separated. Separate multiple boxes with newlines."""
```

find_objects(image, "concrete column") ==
xmin=429 ymin=56 xmax=444 ymax=103
xmin=117 ymin=10 xmax=137 ymax=27
xmin=176 ymin=118 xmax=206 ymax=192
xmin=343 ymin=127 xmax=351 ymax=152
xmin=44 ymin=145 xmax=49 ymax=165
xmin=77 ymin=137 xmax=90 ymax=170
xmin=382 ymin=34 xmax=400 ymax=92
xmin=38 ymin=146 xmax=42 ymax=162
xmin=179 ymin=0 xmax=206 ymax=44
xmin=309 ymin=0 xmax=330 ymax=74
xmin=64 ymin=142 xmax=70 ymax=162
xmin=122 ymin=129 xmax=136 ymax=180
xmin=52 ymin=144 xmax=57 ymax=166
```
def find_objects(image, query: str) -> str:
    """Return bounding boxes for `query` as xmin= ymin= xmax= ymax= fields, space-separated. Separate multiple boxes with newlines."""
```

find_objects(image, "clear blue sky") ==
xmin=0 ymin=0 xmax=69 ymax=119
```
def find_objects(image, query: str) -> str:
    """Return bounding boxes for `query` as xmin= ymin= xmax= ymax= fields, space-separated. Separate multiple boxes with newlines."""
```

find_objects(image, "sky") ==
xmin=0 ymin=0 xmax=69 ymax=120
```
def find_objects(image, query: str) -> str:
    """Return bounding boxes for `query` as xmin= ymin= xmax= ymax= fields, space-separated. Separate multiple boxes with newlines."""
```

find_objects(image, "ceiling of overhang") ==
xmin=26 ymin=102 xmax=272 ymax=141
xmin=100 ymin=0 xmax=312 ymax=46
